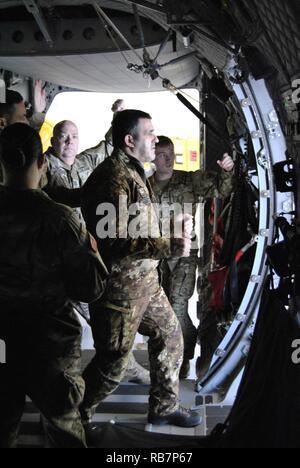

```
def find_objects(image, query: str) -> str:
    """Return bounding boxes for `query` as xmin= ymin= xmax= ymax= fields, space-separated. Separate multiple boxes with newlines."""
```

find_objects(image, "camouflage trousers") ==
xmin=161 ymin=257 xmax=198 ymax=360
xmin=81 ymin=286 xmax=184 ymax=421
xmin=0 ymin=315 xmax=86 ymax=448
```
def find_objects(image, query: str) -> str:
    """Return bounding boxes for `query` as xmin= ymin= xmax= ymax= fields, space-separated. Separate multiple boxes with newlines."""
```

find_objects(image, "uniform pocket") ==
xmin=62 ymin=371 xmax=85 ymax=410
xmin=90 ymin=300 xmax=134 ymax=356
xmin=169 ymin=260 xmax=197 ymax=300
xmin=41 ymin=368 xmax=85 ymax=417
xmin=47 ymin=371 xmax=85 ymax=416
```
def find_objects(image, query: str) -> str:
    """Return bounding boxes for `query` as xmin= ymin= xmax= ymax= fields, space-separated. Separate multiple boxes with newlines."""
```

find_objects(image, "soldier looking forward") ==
xmin=150 ymin=136 xmax=235 ymax=378
xmin=80 ymin=110 xmax=202 ymax=443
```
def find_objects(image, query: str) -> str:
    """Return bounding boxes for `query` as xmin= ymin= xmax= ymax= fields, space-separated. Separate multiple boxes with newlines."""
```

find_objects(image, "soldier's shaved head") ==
xmin=51 ymin=120 xmax=79 ymax=166
xmin=53 ymin=120 xmax=78 ymax=138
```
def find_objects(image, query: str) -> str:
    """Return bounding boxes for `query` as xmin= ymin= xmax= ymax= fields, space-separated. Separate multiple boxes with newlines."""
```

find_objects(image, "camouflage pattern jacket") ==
xmin=149 ymin=168 xmax=234 ymax=209
xmin=43 ymin=146 xmax=106 ymax=211
xmin=82 ymin=149 xmax=172 ymax=301
xmin=0 ymin=186 xmax=108 ymax=344
xmin=149 ymin=168 xmax=234 ymax=265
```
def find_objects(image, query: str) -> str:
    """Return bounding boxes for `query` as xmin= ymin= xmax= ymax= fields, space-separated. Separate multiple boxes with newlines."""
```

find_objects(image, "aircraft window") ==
xmin=44 ymin=89 xmax=200 ymax=160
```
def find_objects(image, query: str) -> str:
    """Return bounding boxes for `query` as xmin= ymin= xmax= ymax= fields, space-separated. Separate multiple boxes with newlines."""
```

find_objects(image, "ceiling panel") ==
xmin=0 ymin=42 xmax=199 ymax=92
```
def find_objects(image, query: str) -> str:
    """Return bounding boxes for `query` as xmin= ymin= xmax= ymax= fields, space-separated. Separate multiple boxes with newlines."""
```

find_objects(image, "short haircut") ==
xmin=156 ymin=136 xmax=174 ymax=148
xmin=52 ymin=120 xmax=78 ymax=139
xmin=5 ymin=89 xmax=24 ymax=105
xmin=112 ymin=109 xmax=151 ymax=150
xmin=0 ymin=91 xmax=25 ymax=126
xmin=0 ymin=103 xmax=11 ymax=119
xmin=0 ymin=102 xmax=18 ymax=124
xmin=0 ymin=123 xmax=42 ymax=171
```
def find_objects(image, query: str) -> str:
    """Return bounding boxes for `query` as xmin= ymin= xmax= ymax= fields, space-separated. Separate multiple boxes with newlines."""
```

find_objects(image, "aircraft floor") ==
xmin=17 ymin=350 xmax=232 ymax=448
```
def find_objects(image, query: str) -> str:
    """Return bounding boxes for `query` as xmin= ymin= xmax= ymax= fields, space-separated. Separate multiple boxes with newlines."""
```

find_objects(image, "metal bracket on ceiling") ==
xmin=22 ymin=0 xmax=53 ymax=47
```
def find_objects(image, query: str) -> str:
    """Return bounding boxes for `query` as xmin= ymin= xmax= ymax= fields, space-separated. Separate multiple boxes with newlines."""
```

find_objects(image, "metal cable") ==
xmin=92 ymin=0 xmax=144 ymax=64
xmin=93 ymin=7 xmax=132 ymax=67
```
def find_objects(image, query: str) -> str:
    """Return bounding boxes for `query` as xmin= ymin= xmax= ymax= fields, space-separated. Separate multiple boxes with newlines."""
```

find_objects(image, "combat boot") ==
xmin=148 ymin=406 xmax=202 ymax=427
xmin=123 ymin=352 xmax=151 ymax=385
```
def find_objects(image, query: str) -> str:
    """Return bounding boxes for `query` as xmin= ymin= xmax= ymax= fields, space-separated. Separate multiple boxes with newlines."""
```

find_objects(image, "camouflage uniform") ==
xmin=80 ymin=149 xmax=184 ymax=421
xmin=0 ymin=186 xmax=108 ymax=448
xmin=82 ymin=133 xmax=113 ymax=163
xmin=44 ymin=145 xmax=146 ymax=381
xmin=41 ymin=146 xmax=104 ymax=319
xmin=93 ymin=126 xmax=114 ymax=160
xmin=149 ymin=169 xmax=234 ymax=362
xmin=84 ymin=127 xmax=114 ymax=163
xmin=43 ymin=145 xmax=105 ymax=219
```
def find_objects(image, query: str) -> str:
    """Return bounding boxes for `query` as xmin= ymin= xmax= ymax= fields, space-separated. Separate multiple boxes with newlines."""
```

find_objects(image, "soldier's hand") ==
xmin=171 ymin=237 xmax=192 ymax=258
xmin=34 ymin=79 xmax=47 ymax=113
xmin=217 ymin=153 xmax=234 ymax=172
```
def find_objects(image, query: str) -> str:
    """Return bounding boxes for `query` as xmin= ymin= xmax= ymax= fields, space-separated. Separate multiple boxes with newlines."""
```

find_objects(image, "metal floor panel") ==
xmin=18 ymin=380 xmax=231 ymax=447
xmin=16 ymin=348 xmax=232 ymax=447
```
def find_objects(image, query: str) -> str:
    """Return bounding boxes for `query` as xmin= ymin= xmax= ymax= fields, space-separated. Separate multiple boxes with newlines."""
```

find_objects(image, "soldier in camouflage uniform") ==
xmin=0 ymin=123 xmax=108 ymax=448
xmin=80 ymin=110 xmax=202 ymax=436
xmin=42 ymin=120 xmax=105 ymax=218
xmin=44 ymin=100 xmax=126 ymax=194
xmin=44 ymin=119 xmax=149 ymax=383
xmin=149 ymin=136 xmax=234 ymax=378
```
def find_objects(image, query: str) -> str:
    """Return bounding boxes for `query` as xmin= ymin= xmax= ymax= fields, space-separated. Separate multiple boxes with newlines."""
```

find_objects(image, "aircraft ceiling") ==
xmin=0 ymin=0 xmax=298 ymax=96
xmin=0 ymin=0 xmax=233 ymax=92
xmin=0 ymin=43 xmax=199 ymax=93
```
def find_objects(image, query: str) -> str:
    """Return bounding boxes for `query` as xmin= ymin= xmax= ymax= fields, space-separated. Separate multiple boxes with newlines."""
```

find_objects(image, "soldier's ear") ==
xmin=125 ymin=134 xmax=135 ymax=149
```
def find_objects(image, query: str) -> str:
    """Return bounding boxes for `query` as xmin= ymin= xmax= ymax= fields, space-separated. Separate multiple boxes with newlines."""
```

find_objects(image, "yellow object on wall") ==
xmin=173 ymin=137 xmax=200 ymax=172
xmin=39 ymin=119 xmax=55 ymax=153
